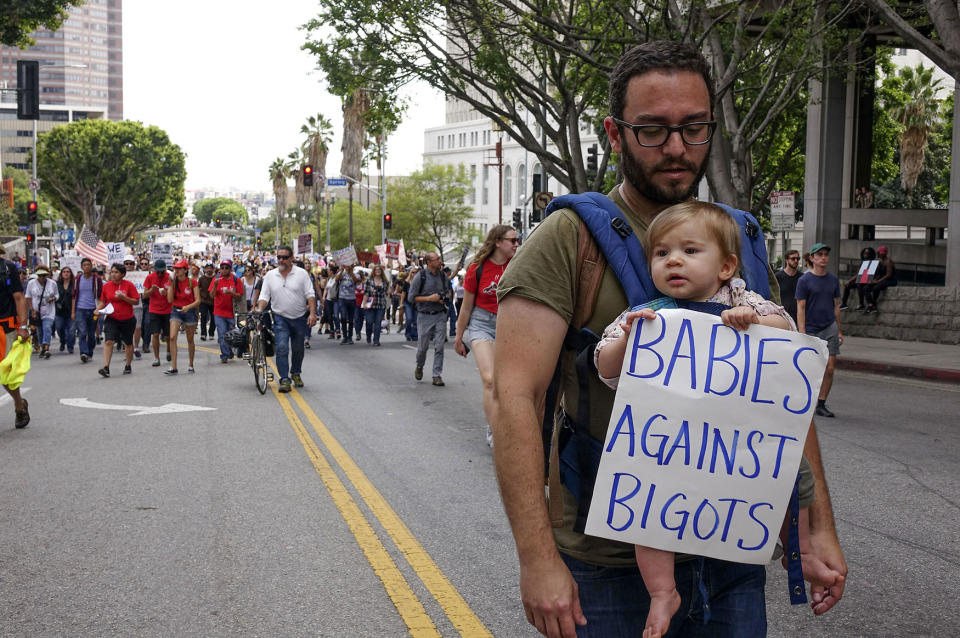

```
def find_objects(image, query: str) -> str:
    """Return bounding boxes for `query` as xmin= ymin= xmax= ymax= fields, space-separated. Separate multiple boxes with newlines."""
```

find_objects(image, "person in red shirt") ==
xmin=142 ymin=259 xmax=172 ymax=367
xmin=96 ymin=263 xmax=140 ymax=377
xmin=165 ymin=259 xmax=200 ymax=375
xmin=209 ymin=260 xmax=244 ymax=362
xmin=453 ymin=224 xmax=519 ymax=447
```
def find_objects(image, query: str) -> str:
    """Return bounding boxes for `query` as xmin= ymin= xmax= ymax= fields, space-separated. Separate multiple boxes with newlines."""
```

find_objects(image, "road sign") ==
xmin=28 ymin=178 xmax=40 ymax=191
xmin=534 ymin=191 xmax=554 ymax=211
xmin=327 ymin=178 xmax=348 ymax=187
xmin=770 ymin=191 xmax=796 ymax=232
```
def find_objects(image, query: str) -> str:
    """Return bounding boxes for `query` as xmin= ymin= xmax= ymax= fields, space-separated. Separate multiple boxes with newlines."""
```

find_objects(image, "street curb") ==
xmin=837 ymin=357 xmax=960 ymax=384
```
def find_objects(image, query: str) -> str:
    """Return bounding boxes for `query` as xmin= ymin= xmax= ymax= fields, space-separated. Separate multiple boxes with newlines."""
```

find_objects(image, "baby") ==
xmin=595 ymin=201 xmax=795 ymax=638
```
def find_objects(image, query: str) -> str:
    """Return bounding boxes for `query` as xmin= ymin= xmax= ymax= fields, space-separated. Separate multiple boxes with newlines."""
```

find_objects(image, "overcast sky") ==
xmin=123 ymin=1 xmax=444 ymax=193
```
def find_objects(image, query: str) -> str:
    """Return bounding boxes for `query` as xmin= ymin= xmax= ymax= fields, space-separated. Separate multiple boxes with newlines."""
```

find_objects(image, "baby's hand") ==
xmin=620 ymin=309 xmax=656 ymax=334
xmin=721 ymin=306 xmax=759 ymax=331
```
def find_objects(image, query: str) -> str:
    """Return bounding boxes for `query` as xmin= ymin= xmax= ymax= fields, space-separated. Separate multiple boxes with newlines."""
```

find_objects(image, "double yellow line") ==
xmin=268 ymin=363 xmax=492 ymax=637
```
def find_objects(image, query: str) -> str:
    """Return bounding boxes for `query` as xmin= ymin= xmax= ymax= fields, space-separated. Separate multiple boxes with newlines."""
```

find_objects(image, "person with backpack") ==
xmin=453 ymin=224 xmax=519 ymax=447
xmin=209 ymin=260 xmax=244 ymax=363
xmin=411 ymin=252 xmax=453 ymax=386
xmin=492 ymin=40 xmax=846 ymax=638
xmin=0 ymin=244 xmax=31 ymax=428
xmin=72 ymin=257 xmax=103 ymax=364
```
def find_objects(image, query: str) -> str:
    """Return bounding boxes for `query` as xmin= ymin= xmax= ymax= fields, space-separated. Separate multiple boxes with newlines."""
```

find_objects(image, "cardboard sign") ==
xmin=124 ymin=270 xmax=148 ymax=294
xmin=857 ymin=260 xmax=879 ymax=284
xmin=332 ymin=246 xmax=358 ymax=267
xmin=152 ymin=243 xmax=173 ymax=263
xmin=385 ymin=239 xmax=401 ymax=259
xmin=356 ymin=250 xmax=379 ymax=265
xmin=221 ymin=246 xmax=234 ymax=264
xmin=106 ymin=242 xmax=126 ymax=265
xmin=60 ymin=250 xmax=81 ymax=274
xmin=584 ymin=309 xmax=828 ymax=564
xmin=296 ymin=233 xmax=313 ymax=256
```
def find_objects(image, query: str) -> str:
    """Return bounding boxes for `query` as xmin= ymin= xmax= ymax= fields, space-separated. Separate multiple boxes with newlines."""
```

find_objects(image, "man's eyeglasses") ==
xmin=787 ymin=256 xmax=800 ymax=261
xmin=277 ymin=255 xmax=292 ymax=260
xmin=611 ymin=118 xmax=716 ymax=148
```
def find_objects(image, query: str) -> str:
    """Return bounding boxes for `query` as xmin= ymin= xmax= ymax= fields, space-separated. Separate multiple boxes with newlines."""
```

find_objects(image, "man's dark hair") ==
xmin=609 ymin=40 xmax=715 ymax=120
xmin=277 ymin=245 xmax=293 ymax=256
xmin=81 ymin=257 xmax=92 ymax=266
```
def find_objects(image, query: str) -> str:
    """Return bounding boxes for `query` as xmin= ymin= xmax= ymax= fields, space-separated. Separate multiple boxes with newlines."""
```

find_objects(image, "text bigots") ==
xmin=584 ymin=309 xmax=828 ymax=564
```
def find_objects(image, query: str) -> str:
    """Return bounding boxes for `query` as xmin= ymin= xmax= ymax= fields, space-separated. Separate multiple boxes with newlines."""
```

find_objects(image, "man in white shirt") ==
xmin=256 ymin=245 xmax=317 ymax=393
xmin=25 ymin=265 xmax=58 ymax=359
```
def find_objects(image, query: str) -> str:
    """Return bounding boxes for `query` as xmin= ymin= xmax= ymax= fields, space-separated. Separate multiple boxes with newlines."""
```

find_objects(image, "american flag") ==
xmin=76 ymin=225 xmax=109 ymax=265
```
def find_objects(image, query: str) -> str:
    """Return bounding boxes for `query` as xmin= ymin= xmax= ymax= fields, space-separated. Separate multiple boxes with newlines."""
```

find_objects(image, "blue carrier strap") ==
xmin=787 ymin=474 xmax=808 ymax=605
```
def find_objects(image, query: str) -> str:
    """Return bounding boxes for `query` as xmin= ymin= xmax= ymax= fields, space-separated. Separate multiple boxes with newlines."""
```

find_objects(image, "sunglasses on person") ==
xmin=277 ymin=254 xmax=292 ymax=260
xmin=503 ymin=237 xmax=520 ymax=244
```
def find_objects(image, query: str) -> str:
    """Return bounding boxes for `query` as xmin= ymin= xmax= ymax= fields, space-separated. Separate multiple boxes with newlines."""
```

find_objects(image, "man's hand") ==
xmin=307 ymin=314 xmax=317 ymax=328
xmin=804 ymin=529 xmax=847 ymax=615
xmin=520 ymin=554 xmax=587 ymax=638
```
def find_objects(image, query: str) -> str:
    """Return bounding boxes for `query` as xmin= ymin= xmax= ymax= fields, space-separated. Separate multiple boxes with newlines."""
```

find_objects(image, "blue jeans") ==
xmin=404 ymin=302 xmax=418 ymax=340
xmin=561 ymin=554 xmax=766 ymax=637
xmin=38 ymin=316 xmax=55 ymax=346
xmin=338 ymin=299 xmax=356 ymax=339
xmin=75 ymin=308 xmax=97 ymax=357
xmin=214 ymin=315 xmax=235 ymax=360
xmin=354 ymin=302 xmax=364 ymax=336
xmin=55 ymin=315 xmax=75 ymax=351
xmin=447 ymin=302 xmax=457 ymax=336
xmin=273 ymin=313 xmax=306 ymax=380
xmin=365 ymin=307 xmax=385 ymax=344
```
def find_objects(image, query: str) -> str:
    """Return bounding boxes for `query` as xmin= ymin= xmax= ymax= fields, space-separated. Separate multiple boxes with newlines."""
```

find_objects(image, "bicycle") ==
xmin=235 ymin=311 xmax=275 ymax=394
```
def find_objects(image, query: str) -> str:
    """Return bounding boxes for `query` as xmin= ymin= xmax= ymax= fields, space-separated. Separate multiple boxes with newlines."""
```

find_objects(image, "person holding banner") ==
xmin=593 ymin=202 xmax=798 ymax=638
xmin=863 ymin=245 xmax=896 ymax=314
xmin=493 ymin=40 xmax=847 ymax=638
xmin=164 ymin=259 xmax=200 ymax=375
xmin=839 ymin=246 xmax=876 ymax=311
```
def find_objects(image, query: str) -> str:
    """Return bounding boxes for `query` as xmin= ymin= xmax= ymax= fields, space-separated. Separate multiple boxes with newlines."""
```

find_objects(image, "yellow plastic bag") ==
xmin=0 ymin=337 xmax=32 ymax=390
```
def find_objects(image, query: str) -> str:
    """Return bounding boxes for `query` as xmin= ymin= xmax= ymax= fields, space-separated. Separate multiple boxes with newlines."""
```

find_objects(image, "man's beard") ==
xmin=620 ymin=143 xmax=709 ymax=204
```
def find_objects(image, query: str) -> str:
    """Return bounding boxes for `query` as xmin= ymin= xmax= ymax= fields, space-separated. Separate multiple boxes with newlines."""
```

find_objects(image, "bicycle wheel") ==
xmin=250 ymin=332 xmax=267 ymax=394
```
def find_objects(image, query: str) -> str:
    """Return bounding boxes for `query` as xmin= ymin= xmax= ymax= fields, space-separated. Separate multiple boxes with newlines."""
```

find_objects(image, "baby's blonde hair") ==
xmin=643 ymin=201 xmax=742 ymax=279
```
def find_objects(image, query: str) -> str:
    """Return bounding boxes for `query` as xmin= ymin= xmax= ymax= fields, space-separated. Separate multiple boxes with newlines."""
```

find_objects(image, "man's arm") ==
xmin=833 ymin=297 xmax=843 ymax=345
xmin=493 ymin=295 xmax=586 ymax=638
xmin=801 ymin=421 xmax=847 ymax=615
xmin=796 ymin=299 xmax=806 ymax=334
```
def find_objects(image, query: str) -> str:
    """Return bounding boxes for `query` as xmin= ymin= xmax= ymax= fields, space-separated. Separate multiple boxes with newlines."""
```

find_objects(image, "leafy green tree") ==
xmin=386 ymin=163 xmax=472 ymax=256
xmin=1 ymin=166 xmax=62 ymax=233
xmin=0 ymin=0 xmax=83 ymax=48
xmin=859 ymin=0 xmax=960 ymax=81
xmin=268 ymin=157 xmax=290 ymax=241
xmin=303 ymin=0 xmax=866 ymax=217
xmin=872 ymin=54 xmax=907 ymax=187
xmin=36 ymin=119 xmax=186 ymax=240
xmin=192 ymin=197 xmax=248 ymax=226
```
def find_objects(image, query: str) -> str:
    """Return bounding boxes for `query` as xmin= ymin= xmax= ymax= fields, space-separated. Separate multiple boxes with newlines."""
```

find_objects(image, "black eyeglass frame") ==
xmin=611 ymin=117 xmax=717 ymax=148
xmin=277 ymin=254 xmax=292 ymax=260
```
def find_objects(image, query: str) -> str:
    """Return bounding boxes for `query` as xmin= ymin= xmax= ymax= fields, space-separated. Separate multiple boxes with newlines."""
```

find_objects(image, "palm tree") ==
xmin=301 ymin=113 xmax=334 ymax=248
xmin=896 ymin=63 xmax=943 ymax=196
xmin=269 ymin=157 xmax=289 ymax=244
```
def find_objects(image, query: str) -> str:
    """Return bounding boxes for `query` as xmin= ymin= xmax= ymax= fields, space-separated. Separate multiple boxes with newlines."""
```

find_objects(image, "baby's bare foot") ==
xmin=643 ymin=588 xmax=681 ymax=638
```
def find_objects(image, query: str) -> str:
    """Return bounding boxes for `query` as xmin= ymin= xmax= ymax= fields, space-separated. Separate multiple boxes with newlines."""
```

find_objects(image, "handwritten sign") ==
xmin=60 ymin=250 xmax=81 ymax=274
xmin=296 ymin=233 xmax=313 ymax=256
xmin=152 ymin=243 xmax=173 ymax=263
xmin=385 ymin=239 xmax=401 ymax=259
xmin=106 ymin=242 xmax=126 ymax=265
xmin=584 ymin=309 xmax=828 ymax=564
xmin=857 ymin=260 xmax=879 ymax=284
xmin=332 ymin=246 xmax=358 ymax=267
xmin=221 ymin=245 xmax=234 ymax=264
xmin=124 ymin=270 xmax=148 ymax=294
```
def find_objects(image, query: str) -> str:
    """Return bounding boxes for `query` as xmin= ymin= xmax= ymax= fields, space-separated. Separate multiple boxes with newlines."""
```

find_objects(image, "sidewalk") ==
xmin=838 ymin=335 xmax=960 ymax=384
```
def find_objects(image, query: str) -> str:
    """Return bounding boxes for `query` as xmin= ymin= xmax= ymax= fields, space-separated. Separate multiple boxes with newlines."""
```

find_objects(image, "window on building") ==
xmin=503 ymin=165 xmax=512 ymax=206
xmin=518 ymin=163 xmax=527 ymax=205
xmin=469 ymin=164 xmax=477 ymax=205
xmin=482 ymin=165 xmax=489 ymax=205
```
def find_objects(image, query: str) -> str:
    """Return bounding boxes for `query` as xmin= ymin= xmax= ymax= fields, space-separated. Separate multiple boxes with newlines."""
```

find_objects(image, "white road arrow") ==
xmin=60 ymin=397 xmax=217 ymax=416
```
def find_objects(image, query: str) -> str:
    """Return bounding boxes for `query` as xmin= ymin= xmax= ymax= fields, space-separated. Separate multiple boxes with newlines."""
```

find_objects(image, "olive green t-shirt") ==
xmin=498 ymin=187 xmax=812 ymax=566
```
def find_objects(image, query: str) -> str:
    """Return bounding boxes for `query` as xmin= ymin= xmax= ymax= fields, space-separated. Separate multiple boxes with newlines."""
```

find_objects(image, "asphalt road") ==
xmin=1 ymin=324 xmax=958 ymax=637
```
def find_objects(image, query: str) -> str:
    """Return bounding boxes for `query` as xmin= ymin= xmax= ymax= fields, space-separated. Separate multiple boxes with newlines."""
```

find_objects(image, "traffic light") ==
xmin=383 ymin=212 xmax=392 ymax=229
xmin=586 ymin=144 xmax=598 ymax=177
xmin=215 ymin=218 xmax=221 ymax=228
xmin=25 ymin=232 xmax=34 ymax=243
xmin=512 ymin=208 xmax=522 ymax=230
xmin=256 ymin=236 xmax=262 ymax=247
xmin=17 ymin=61 xmax=39 ymax=120
xmin=27 ymin=201 xmax=38 ymax=223
xmin=303 ymin=165 xmax=314 ymax=187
